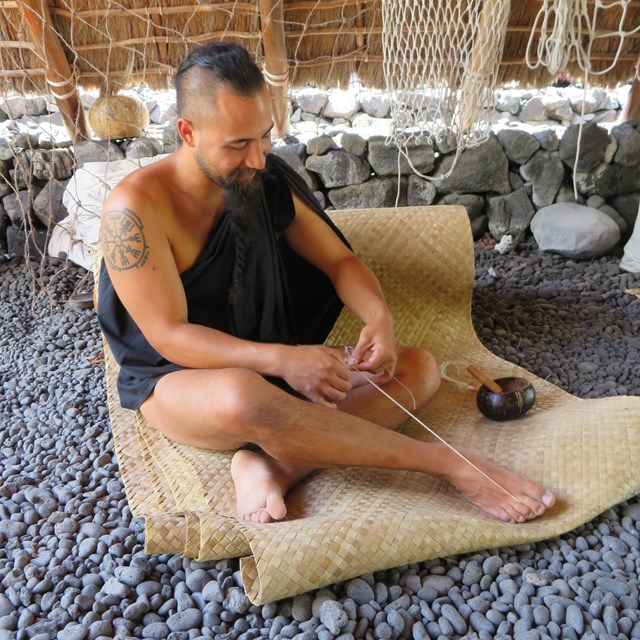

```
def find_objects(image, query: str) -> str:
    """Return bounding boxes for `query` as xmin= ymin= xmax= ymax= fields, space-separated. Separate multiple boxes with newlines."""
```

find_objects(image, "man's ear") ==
xmin=177 ymin=117 xmax=196 ymax=147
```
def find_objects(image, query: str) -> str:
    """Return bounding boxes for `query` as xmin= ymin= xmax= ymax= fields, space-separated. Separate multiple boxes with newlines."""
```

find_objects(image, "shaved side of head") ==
xmin=176 ymin=67 xmax=219 ymax=127
xmin=176 ymin=42 xmax=266 ymax=127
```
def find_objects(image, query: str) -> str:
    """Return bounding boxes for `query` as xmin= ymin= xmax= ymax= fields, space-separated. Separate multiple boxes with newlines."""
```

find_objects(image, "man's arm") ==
xmin=284 ymin=193 xmax=397 ymax=378
xmin=101 ymin=185 xmax=350 ymax=406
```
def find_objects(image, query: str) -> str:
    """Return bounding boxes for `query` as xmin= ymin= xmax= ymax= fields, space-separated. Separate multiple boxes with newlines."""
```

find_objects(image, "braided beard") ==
xmin=193 ymin=151 xmax=266 ymax=303
xmin=223 ymin=172 xmax=265 ymax=304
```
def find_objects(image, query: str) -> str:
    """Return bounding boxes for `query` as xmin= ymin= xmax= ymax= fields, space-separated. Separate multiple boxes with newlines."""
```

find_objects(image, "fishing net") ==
xmin=525 ymin=0 xmax=640 ymax=195
xmin=380 ymin=0 xmax=511 ymax=178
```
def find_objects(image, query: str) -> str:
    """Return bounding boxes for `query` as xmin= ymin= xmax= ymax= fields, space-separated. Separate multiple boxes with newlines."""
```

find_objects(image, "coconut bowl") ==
xmin=476 ymin=376 xmax=536 ymax=421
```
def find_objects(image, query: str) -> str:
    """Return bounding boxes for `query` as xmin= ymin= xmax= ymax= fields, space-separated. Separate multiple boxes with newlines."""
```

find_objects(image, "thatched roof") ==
xmin=1 ymin=0 xmax=638 ymax=97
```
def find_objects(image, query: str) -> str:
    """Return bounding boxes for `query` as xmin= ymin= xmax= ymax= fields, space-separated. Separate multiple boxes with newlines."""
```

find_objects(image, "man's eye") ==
xmin=230 ymin=143 xmax=248 ymax=150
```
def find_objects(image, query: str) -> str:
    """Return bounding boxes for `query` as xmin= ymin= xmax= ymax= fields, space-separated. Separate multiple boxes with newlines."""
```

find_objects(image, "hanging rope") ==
xmin=526 ymin=0 xmax=640 ymax=77
xmin=381 ymin=0 xmax=511 ymax=182
xmin=526 ymin=0 xmax=640 ymax=197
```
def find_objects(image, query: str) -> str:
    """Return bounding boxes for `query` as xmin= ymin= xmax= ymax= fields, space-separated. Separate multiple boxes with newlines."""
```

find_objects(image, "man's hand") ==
xmin=279 ymin=345 xmax=352 ymax=408
xmin=346 ymin=316 xmax=397 ymax=383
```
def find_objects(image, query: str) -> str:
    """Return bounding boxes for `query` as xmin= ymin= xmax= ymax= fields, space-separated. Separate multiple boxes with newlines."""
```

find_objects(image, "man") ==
xmin=98 ymin=42 xmax=554 ymax=524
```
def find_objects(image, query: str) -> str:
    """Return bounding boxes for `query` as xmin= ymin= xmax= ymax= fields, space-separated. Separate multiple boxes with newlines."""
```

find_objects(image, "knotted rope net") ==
xmin=525 ymin=0 xmax=640 ymax=195
xmin=526 ymin=0 xmax=640 ymax=78
xmin=380 ymin=0 xmax=511 ymax=178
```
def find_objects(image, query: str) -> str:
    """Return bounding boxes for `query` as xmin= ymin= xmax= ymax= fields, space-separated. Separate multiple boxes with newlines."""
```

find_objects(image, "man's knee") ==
xmin=144 ymin=368 xmax=291 ymax=450
xmin=397 ymin=347 xmax=441 ymax=406
xmin=215 ymin=368 xmax=289 ymax=435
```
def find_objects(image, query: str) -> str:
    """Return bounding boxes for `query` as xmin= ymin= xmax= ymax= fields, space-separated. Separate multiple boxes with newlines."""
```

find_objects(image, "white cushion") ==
xmin=48 ymin=154 xmax=169 ymax=269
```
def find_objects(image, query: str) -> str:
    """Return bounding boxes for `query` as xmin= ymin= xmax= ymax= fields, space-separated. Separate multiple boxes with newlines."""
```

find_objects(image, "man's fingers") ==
xmin=323 ymin=347 xmax=352 ymax=378
xmin=354 ymin=351 xmax=386 ymax=372
xmin=347 ymin=344 xmax=371 ymax=367
xmin=309 ymin=389 xmax=338 ymax=409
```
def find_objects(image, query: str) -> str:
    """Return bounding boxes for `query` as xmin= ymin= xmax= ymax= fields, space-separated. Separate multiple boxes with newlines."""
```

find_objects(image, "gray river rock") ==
xmin=0 ymin=238 xmax=639 ymax=639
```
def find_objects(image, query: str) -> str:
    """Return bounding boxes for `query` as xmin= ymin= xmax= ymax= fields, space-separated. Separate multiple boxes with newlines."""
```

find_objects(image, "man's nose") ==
xmin=244 ymin=141 xmax=268 ymax=170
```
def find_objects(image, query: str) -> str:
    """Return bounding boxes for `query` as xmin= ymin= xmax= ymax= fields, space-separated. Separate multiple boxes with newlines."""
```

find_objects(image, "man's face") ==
xmin=192 ymin=85 xmax=274 ymax=190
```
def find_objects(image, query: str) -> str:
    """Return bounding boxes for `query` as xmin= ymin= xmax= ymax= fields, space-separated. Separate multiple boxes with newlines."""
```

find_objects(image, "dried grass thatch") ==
xmin=0 ymin=0 xmax=638 ymax=98
xmin=283 ymin=0 xmax=384 ymax=89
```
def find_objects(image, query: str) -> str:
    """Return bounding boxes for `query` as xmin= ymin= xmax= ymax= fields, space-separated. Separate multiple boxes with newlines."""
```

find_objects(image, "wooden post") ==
xmin=17 ymin=0 xmax=90 ymax=142
xmin=354 ymin=0 xmax=365 ymax=52
xmin=258 ymin=0 xmax=290 ymax=139
xmin=146 ymin=1 xmax=169 ymax=68
xmin=622 ymin=76 xmax=640 ymax=122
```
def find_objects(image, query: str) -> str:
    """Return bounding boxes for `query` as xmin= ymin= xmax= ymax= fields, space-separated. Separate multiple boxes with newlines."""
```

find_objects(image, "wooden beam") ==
xmin=354 ymin=0 xmax=365 ymax=51
xmin=499 ymin=54 xmax=640 ymax=64
xmin=0 ymin=68 xmax=46 ymax=79
xmin=459 ymin=0 xmax=510 ymax=133
xmin=622 ymin=76 xmax=640 ymax=122
xmin=47 ymin=3 xmax=257 ymax=19
xmin=145 ymin=1 xmax=169 ymax=67
xmin=16 ymin=0 xmax=89 ymax=142
xmin=0 ymin=40 xmax=36 ymax=49
xmin=39 ymin=0 xmax=375 ymax=18
xmin=72 ymin=31 xmax=259 ymax=53
xmin=258 ymin=0 xmax=290 ymax=139
xmin=11 ymin=26 xmax=640 ymax=51
xmin=288 ymin=0 xmax=377 ymax=10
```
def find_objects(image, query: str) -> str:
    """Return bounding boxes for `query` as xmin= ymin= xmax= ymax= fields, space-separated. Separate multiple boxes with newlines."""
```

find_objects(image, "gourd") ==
xmin=88 ymin=93 xmax=149 ymax=140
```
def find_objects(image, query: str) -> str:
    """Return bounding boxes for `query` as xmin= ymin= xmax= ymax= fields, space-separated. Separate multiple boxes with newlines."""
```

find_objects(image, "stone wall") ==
xmin=0 ymin=84 xmax=638 ymax=262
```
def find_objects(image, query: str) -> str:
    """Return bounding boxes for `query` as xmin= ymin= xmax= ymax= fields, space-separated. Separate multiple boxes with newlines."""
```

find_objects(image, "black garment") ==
xmin=98 ymin=154 xmax=350 ymax=410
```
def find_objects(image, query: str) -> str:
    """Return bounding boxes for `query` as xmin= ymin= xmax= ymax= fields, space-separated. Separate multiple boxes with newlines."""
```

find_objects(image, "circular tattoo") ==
xmin=102 ymin=208 xmax=150 ymax=271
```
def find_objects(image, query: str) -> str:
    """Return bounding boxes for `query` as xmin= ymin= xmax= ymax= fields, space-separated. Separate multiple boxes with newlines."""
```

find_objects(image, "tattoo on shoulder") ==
xmin=101 ymin=208 xmax=150 ymax=271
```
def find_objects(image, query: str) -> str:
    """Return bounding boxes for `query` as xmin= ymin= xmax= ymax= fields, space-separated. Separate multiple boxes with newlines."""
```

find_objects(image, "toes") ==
xmin=511 ymin=496 xmax=539 ymax=521
xmin=502 ymin=502 xmax=527 ymax=523
xmin=266 ymin=492 xmax=287 ymax=521
xmin=484 ymin=506 xmax=514 ymax=523
xmin=243 ymin=505 xmax=282 ymax=524
xmin=518 ymin=485 xmax=555 ymax=519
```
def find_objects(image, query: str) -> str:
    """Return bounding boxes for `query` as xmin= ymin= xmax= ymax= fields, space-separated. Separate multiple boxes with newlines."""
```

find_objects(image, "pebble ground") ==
xmin=1 ymin=236 xmax=639 ymax=640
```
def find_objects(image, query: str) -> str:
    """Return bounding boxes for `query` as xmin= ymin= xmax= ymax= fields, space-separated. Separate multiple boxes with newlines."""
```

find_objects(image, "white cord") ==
xmin=355 ymin=370 xmax=521 ymax=502
xmin=342 ymin=345 xmax=522 ymax=503
xmin=526 ymin=0 xmax=640 ymax=77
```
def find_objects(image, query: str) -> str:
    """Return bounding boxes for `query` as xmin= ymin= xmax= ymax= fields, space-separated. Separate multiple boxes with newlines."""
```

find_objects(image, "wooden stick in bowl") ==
xmin=467 ymin=364 xmax=503 ymax=393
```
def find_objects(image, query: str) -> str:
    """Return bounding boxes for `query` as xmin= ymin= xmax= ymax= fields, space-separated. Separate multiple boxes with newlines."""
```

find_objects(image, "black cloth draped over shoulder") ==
xmin=97 ymin=154 xmax=350 ymax=410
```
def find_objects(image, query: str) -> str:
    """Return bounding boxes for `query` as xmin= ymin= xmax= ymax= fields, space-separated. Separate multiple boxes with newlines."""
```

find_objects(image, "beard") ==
xmin=195 ymin=153 xmax=267 ymax=304
xmin=195 ymin=150 xmax=263 ymax=192
xmin=224 ymin=173 xmax=266 ymax=304
xmin=195 ymin=150 xmax=265 ymax=228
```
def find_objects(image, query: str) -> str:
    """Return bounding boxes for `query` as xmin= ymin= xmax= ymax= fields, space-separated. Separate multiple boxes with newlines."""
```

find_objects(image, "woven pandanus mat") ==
xmin=98 ymin=205 xmax=640 ymax=604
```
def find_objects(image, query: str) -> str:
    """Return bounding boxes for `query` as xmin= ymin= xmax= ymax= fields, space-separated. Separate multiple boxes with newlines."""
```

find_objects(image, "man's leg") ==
xmin=140 ymin=347 xmax=554 ymax=524
xmin=230 ymin=346 xmax=440 ymax=522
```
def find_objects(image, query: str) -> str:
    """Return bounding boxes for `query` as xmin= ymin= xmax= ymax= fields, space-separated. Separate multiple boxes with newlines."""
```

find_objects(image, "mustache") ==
xmin=225 ymin=167 xmax=266 ymax=193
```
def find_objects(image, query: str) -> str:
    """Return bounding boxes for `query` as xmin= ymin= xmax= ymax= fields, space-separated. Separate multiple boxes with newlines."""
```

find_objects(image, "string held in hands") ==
xmin=342 ymin=346 xmax=522 ymax=504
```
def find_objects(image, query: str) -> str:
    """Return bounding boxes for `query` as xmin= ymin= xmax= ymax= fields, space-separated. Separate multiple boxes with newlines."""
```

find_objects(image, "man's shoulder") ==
xmin=104 ymin=157 xmax=174 ymax=217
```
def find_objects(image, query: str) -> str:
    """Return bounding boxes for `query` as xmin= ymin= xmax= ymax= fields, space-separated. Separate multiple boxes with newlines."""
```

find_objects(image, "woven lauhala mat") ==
xmin=100 ymin=205 xmax=640 ymax=604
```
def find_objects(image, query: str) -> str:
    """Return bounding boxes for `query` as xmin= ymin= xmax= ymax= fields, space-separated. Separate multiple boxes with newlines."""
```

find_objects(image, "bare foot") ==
xmin=230 ymin=449 xmax=314 ymax=523
xmin=442 ymin=447 xmax=555 ymax=523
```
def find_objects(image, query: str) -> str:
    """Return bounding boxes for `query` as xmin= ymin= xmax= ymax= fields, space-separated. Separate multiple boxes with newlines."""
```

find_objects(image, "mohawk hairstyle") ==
xmin=175 ymin=42 xmax=266 ymax=118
